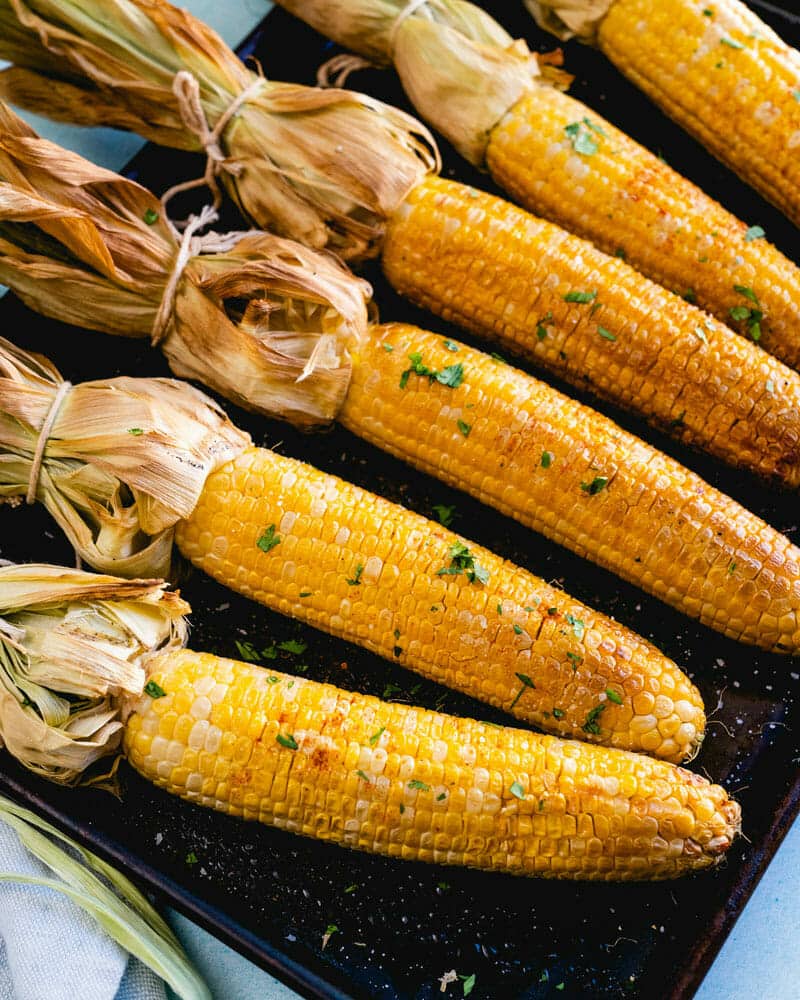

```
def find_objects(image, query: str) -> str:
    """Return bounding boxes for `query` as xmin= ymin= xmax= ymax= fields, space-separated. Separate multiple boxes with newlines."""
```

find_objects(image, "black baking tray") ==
xmin=1 ymin=2 xmax=800 ymax=998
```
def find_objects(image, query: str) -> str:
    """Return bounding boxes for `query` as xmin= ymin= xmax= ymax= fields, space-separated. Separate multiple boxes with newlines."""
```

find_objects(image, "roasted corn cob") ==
xmin=276 ymin=0 xmax=800 ymax=366
xmin=0 ymin=565 xmax=740 ymax=882
xmin=6 ymin=1 xmax=800 ymax=486
xmin=527 ymin=0 xmax=800 ymax=225
xmin=0 ymin=339 xmax=704 ymax=759
xmin=125 ymin=648 xmax=739 ymax=881
xmin=382 ymin=175 xmax=800 ymax=489
xmin=342 ymin=324 xmax=800 ymax=652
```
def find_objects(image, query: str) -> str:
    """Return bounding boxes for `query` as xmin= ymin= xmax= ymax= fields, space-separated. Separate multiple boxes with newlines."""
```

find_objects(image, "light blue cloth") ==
xmin=0 ymin=0 xmax=798 ymax=996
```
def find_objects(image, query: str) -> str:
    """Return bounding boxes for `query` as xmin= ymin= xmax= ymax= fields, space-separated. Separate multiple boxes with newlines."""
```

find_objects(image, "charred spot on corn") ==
xmin=256 ymin=524 xmax=281 ymax=553
xmin=144 ymin=680 xmax=166 ymax=699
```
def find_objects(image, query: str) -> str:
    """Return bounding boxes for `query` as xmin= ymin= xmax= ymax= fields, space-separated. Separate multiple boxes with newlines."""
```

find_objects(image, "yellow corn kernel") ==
xmin=125 ymin=649 xmax=740 ymax=881
xmin=176 ymin=446 xmax=704 ymax=762
xmin=382 ymin=175 xmax=800 ymax=488
xmin=486 ymin=86 xmax=800 ymax=368
xmin=340 ymin=323 xmax=800 ymax=654
xmin=598 ymin=0 xmax=800 ymax=226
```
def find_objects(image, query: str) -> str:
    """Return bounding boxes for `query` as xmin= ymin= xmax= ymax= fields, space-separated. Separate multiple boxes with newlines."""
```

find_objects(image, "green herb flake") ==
xmin=143 ymin=208 xmax=159 ymax=225
xmin=731 ymin=285 xmax=763 ymax=340
xmin=766 ymin=379 xmax=775 ymax=393
xmin=457 ymin=419 xmax=472 ymax=437
xmin=597 ymin=326 xmax=617 ymax=342
xmin=794 ymin=90 xmax=800 ymax=102
xmin=728 ymin=560 xmax=737 ymax=575
xmin=435 ymin=541 xmax=489 ymax=585
xmin=432 ymin=503 xmax=456 ymax=528
xmin=408 ymin=779 xmax=431 ymax=792
xmin=564 ymin=289 xmax=597 ymax=304
xmin=721 ymin=36 xmax=745 ymax=49
xmin=614 ymin=247 xmax=627 ymax=260
xmin=703 ymin=7 xmax=714 ymax=15
xmin=490 ymin=352 xmax=507 ymax=364
xmin=566 ymin=651 xmax=582 ymax=670
xmin=368 ymin=727 xmax=385 ymax=746
xmin=497 ymin=603 xmax=503 ymax=614
xmin=564 ymin=118 xmax=604 ymax=156
xmin=513 ymin=623 xmax=523 ymax=635
xmin=299 ymin=590 xmax=313 ymax=598
xmin=565 ymin=613 xmax=585 ymax=640
xmin=266 ymin=676 xmax=280 ymax=684
xmin=346 ymin=563 xmax=364 ymax=586
xmin=744 ymin=224 xmax=765 ymax=242
xmin=556 ymin=985 xmax=566 ymax=993
xmin=127 ymin=427 xmax=144 ymax=435
xmin=438 ymin=362 xmax=465 ymax=387
xmin=256 ymin=524 xmax=281 ymax=553
xmin=356 ymin=769 xmax=372 ymax=782
xmin=383 ymin=683 xmax=402 ymax=700
xmin=393 ymin=645 xmax=403 ymax=657
xmin=399 ymin=803 xmax=405 ymax=814
xmin=344 ymin=884 xmax=358 ymax=894
xmin=262 ymin=644 xmax=278 ymax=660
xmin=443 ymin=339 xmax=459 ymax=352
xmin=382 ymin=342 xmax=394 ymax=352
xmin=541 ymin=450 xmax=553 ymax=469
xmin=524 ymin=603 xmax=539 ymax=612
xmin=553 ymin=707 xmax=565 ymax=719
xmin=276 ymin=733 xmax=299 ymax=750
xmin=144 ymin=680 xmax=166 ymax=699
xmin=278 ymin=639 xmax=307 ymax=655
xmin=734 ymin=284 xmax=759 ymax=303
xmin=185 ymin=851 xmax=198 ymax=865
xmin=580 ymin=476 xmax=609 ymax=495
xmin=509 ymin=780 xmax=525 ymax=800
xmin=605 ymin=688 xmax=623 ymax=705
xmin=583 ymin=703 xmax=606 ymax=735
xmin=682 ymin=288 xmax=696 ymax=303
xmin=540 ymin=970 xmax=550 ymax=983
xmin=234 ymin=640 xmax=260 ymax=662
xmin=437 ymin=792 xmax=447 ymax=801
xmin=461 ymin=973 xmax=476 ymax=998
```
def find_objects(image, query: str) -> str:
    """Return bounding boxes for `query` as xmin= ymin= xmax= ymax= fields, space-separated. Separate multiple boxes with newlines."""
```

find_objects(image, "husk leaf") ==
xmin=0 ymin=796 xmax=211 ymax=998
xmin=0 ymin=336 xmax=250 ymax=578
xmin=0 ymin=101 xmax=372 ymax=426
xmin=0 ymin=563 xmax=188 ymax=784
xmin=0 ymin=0 xmax=439 ymax=260
xmin=277 ymin=0 xmax=540 ymax=166
xmin=524 ymin=0 xmax=615 ymax=44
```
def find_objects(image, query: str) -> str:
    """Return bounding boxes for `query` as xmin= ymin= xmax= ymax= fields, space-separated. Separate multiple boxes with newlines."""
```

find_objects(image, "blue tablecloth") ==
xmin=5 ymin=1 xmax=798 ymax=996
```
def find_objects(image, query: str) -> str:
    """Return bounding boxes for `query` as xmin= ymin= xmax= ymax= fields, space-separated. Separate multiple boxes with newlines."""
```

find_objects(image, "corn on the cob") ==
xmin=0 ymin=340 xmax=704 ymax=759
xmin=125 ymin=648 xmax=739 ymax=881
xmin=486 ymin=87 xmax=800 ymax=367
xmin=382 ymin=175 xmax=800 ymax=489
xmin=342 ymin=324 xmax=800 ymax=653
xmin=527 ymin=0 xmax=800 ymax=225
xmin=275 ymin=0 xmax=800 ymax=366
xmin=175 ymin=446 xmax=704 ymax=761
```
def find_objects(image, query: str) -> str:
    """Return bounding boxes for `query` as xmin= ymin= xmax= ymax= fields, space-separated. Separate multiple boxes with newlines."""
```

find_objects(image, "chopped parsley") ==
xmin=344 ymin=884 xmax=358 ymax=894
xmin=399 ymin=351 xmax=464 ymax=390
xmin=564 ymin=117 xmax=606 ymax=156
xmin=583 ymin=703 xmax=606 ymax=735
xmin=408 ymin=779 xmax=431 ymax=791
xmin=144 ymin=680 xmax=166 ymax=699
xmin=580 ymin=476 xmax=609 ymax=495
xmin=127 ymin=427 xmax=144 ymax=435
xmin=383 ymin=682 xmax=402 ymax=699
xmin=565 ymin=613 xmax=585 ymax=640
xmin=509 ymin=781 xmax=525 ymax=800
xmin=703 ymin=7 xmax=714 ymax=15
xmin=497 ymin=603 xmax=503 ymax=614
xmin=513 ymin=623 xmax=524 ymax=635
xmin=143 ymin=208 xmax=159 ymax=225
xmin=443 ymin=339 xmax=459 ymax=352
xmin=234 ymin=640 xmax=260 ymax=662
xmin=185 ymin=851 xmax=198 ymax=865
xmin=605 ymin=688 xmax=623 ymax=705
xmin=564 ymin=289 xmax=597 ymax=304
xmin=766 ymin=379 xmax=775 ymax=393
xmin=437 ymin=792 xmax=447 ymax=801
xmin=278 ymin=639 xmax=307 ymax=655
xmin=276 ymin=733 xmax=299 ymax=750
xmin=346 ymin=563 xmax=364 ymax=586
xmin=256 ymin=524 xmax=281 ymax=553
xmin=382 ymin=343 xmax=394 ymax=352
xmin=536 ymin=310 xmax=553 ymax=340
xmin=614 ymin=247 xmax=627 ymax=260
xmin=744 ymin=224 xmax=765 ymax=242
xmin=490 ymin=352 xmax=507 ymax=364
xmin=356 ymin=769 xmax=372 ymax=782
xmin=457 ymin=419 xmax=472 ymax=437
xmin=541 ymin=450 xmax=553 ymax=469
xmin=299 ymin=590 xmax=313 ymax=598
xmin=369 ymin=726 xmax=385 ymax=746
xmin=461 ymin=973 xmax=476 ymax=998
xmin=262 ymin=644 xmax=279 ymax=660
xmin=432 ymin=503 xmax=456 ymax=528
xmin=435 ymin=541 xmax=489 ymax=585
xmin=510 ymin=672 xmax=536 ymax=709
xmin=720 ymin=36 xmax=744 ymax=49
xmin=553 ymin=707 xmax=565 ymax=719
xmin=728 ymin=560 xmax=737 ymax=575
xmin=730 ymin=285 xmax=763 ymax=341
xmin=266 ymin=676 xmax=280 ymax=684
xmin=597 ymin=327 xmax=617 ymax=342
xmin=566 ymin=651 xmax=582 ymax=670
xmin=682 ymin=288 xmax=696 ymax=303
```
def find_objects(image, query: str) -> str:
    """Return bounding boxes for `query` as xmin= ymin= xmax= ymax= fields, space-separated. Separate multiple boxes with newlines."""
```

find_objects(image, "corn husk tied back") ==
xmin=0 ymin=337 xmax=250 ymax=579
xmin=0 ymin=563 xmax=188 ymax=784
xmin=0 ymin=102 xmax=372 ymax=426
xmin=0 ymin=0 xmax=439 ymax=261
xmin=278 ymin=0 xmax=546 ymax=167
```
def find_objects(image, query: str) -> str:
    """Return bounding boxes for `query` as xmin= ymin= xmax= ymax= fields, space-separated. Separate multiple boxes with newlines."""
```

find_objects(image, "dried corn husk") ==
xmin=0 ymin=563 xmax=188 ymax=783
xmin=525 ymin=0 xmax=615 ymax=44
xmin=277 ymin=0 xmax=547 ymax=166
xmin=0 ymin=0 xmax=438 ymax=260
xmin=0 ymin=101 xmax=372 ymax=427
xmin=0 ymin=337 xmax=250 ymax=578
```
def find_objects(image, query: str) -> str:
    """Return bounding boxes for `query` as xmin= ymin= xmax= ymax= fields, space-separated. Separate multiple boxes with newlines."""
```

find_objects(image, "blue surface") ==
xmin=4 ymin=0 xmax=799 ymax=996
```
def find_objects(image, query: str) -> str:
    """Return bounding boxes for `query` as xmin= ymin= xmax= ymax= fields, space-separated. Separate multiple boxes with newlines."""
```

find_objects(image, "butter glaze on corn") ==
xmin=175 ymin=447 xmax=704 ymax=762
xmin=487 ymin=86 xmax=800 ymax=368
xmin=382 ymin=176 xmax=800 ymax=488
xmin=597 ymin=0 xmax=800 ymax=227
xmin=125 ymin=650 xmax=739 ymax=881
xmin=340 ymin=324 xmax=800 ymax=653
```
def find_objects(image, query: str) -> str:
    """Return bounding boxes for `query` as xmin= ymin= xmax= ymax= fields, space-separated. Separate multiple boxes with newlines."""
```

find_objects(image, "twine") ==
xmin=26 ymin=380 xmax=72 ymax=505
xmin=151 ymin=204 xmax=252 ymax=347
xmin=160 ymin=70 xmax=265 ymax=213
